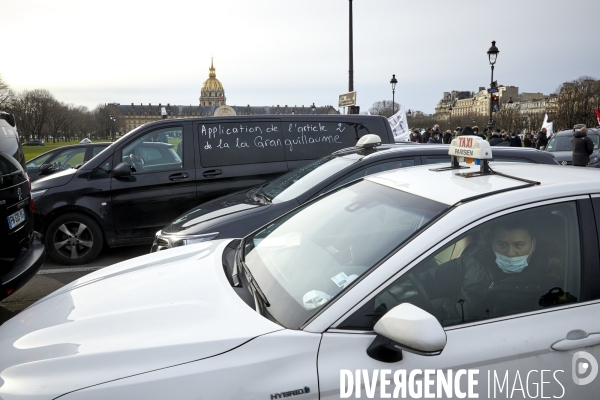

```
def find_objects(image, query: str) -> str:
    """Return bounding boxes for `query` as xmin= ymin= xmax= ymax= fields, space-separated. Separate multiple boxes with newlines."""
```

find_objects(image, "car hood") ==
xmin=162 ymin=189 xmax=266 ymax=234
xmin=0 ymin=240 xmax=281 ymax=398
xmin=31 ymin=167 xmax=77 ymax=190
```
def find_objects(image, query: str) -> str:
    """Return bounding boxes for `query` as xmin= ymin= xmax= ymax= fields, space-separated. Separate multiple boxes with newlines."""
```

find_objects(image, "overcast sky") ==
xmin=2 ymin=0 xmax=598 ymax=114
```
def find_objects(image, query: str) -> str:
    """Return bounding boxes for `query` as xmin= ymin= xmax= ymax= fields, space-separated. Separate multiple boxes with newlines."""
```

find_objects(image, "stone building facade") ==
xmin=434 ymin=86 xmax=555 ymax=119
xmin=112 ymin=60 xmax=339 ymax=134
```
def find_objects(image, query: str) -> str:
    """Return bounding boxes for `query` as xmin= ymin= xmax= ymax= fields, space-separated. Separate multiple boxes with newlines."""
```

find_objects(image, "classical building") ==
xmin=112 ymin=60 xmax=339 ymax=134
xmin=434 ymin=85 xmax=554 ymax=119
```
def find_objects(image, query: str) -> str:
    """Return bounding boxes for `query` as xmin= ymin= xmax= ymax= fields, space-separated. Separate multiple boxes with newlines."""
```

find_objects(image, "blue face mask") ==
xmin=494 ymin=250 xmax=530 ymax=273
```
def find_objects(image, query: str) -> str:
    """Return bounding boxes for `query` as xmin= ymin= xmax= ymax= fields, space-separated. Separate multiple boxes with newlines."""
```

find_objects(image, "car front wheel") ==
xmin=45 ymin=213 xmax=104 ymax=265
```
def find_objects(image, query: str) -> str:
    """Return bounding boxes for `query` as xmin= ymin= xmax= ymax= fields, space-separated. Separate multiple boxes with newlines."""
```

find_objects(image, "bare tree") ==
xmin=554 ymin=76 xmax=600 ymax=130
xmin=11 ymin=89 xmax=57 ymax=141
xmin=369 ymin=100 xmax=399 ymax=118
xmin=0 ymin=74 xmax=14 ymax=109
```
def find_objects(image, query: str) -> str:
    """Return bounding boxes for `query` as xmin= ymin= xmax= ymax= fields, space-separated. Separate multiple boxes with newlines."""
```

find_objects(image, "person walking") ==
xmin=460 ymin=126 xmax=476 ymax=136
xmin=571 ymin=127 xmax=594 ymax=167
xmin=488 ymin=129 xmax=503 ymax=146
xmin=535 ymin=128 xmax=548 ymax=150
xmin=524 ymin=132 xmax=534 ymax=148
xmin=409 ymin=128 xmax=421 ymax=143
xmin=421 ymin=128 xmax=432 ymax=144
xmin=496 ymin=133 xmax=510 ymax=146
xmin=443 ymin=129 xmax=453 ymax=144
xmin=509 ymin=132 xmax=522 ymax=147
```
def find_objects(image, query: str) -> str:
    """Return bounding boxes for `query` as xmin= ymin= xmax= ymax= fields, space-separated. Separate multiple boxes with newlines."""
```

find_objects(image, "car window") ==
xmin=263 ymin=155 xmax=356 ymax=203
xmin=121 ymin=127 xmax=183 ymax=173
xmin=92 ymin=145 xmax=108 ymax=156
xmin=52 ymin=148 xmax=86 ymax=171
xmin=26 ymin=152 xmax=54 ymax=170
xmin=368 ymin=201 xmax=581 ymax=329
xmin=89 ymin=157 xmax=112 ymax=180
xmin=243 ymin=180 xmax=447 ymax=329
xmin=198 ymin=121 xmax=285 ymax=168
xmin=424 ymin=156 xmax=450 ymax=164
xmin=336 ymin=158 xmax=416 ymax=186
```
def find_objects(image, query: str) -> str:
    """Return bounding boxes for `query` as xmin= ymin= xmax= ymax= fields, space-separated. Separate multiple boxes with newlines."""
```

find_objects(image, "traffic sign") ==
xmin=339 ymin=91 xmax=357 ymax=107
xmin=487 ymin=88 xmax=499 ymax=94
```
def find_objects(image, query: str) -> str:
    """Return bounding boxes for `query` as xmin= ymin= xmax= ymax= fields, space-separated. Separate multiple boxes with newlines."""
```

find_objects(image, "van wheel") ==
xmin=45 ymin=213 xmax=104 ymax=265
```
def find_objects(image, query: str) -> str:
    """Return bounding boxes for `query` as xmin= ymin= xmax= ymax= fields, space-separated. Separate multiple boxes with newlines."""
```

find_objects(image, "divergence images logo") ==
xmin=572 ymin=351 xmax=598 ymax=385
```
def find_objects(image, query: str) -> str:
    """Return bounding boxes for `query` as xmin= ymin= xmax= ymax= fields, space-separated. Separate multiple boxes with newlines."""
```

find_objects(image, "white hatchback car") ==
xmin=1 ymin=138 xmax=599 ymax=399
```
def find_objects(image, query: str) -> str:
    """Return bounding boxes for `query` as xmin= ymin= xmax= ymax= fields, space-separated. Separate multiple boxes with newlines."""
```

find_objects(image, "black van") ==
xmin=31 ymin=114 xmax=394 ymax=265
xmin=0 ymin=111 xmax=46 ymax=300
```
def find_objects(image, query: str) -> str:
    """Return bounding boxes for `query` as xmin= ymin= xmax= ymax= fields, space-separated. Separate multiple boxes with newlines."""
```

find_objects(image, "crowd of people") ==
xmin=408 ymin=124 xmax=551 ymax=150
xmin=407 ymin=124 xmax=596 ymax=167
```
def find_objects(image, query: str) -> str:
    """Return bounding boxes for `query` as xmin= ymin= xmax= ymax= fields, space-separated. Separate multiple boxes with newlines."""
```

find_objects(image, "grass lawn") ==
xmin=22 ymin=140 xmax=112 ymax=161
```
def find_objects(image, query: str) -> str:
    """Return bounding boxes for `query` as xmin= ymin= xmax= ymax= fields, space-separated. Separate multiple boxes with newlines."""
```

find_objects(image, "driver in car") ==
xmin=416 ymin=216 xmax=564 ymax=323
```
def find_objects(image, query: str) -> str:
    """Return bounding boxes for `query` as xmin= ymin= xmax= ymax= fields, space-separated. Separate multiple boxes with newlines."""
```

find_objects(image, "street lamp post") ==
xmin=390 ymin=74 xmax=398 ymax=115
xmin=448 ymin=105 xmax=453 ymax=125
xmin=487 ymin=40 xmax=499 ymax=129
xmin=109 ymin=113 xmax=116 ymax=142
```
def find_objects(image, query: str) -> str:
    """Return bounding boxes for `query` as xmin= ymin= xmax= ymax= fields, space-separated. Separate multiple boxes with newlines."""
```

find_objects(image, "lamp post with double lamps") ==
xmin=390 ymin=74 xmax=398 ymax=115
xmin=487 ymin=40 xmax=500 ymax=129
xmin=109 ymin=113 xmax=117 ymax=142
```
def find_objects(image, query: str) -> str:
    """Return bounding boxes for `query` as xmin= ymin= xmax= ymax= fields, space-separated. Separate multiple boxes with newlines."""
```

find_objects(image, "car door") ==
xmin=111 ymin=123 xmax=196 ymax=241
xmin=194 ymin=119 xmax=288 ymax=204
xmin=318 ymin=198 xmax=600 ymax=399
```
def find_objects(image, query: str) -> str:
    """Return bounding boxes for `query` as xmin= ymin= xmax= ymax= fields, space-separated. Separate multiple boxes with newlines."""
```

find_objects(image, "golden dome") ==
xmin=201 ymin=58 xmax=224 ymax=91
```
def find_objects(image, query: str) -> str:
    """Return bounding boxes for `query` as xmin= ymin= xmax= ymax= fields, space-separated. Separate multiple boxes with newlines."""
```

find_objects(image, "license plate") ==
xmin=7 ymin=208 xmax=26 ymax=230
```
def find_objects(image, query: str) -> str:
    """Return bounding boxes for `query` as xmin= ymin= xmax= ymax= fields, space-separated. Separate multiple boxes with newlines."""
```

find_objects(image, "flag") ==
xmin=595 ymin=109 xmax=600 ymax=126
xmin=388 ymin=105 xmax=410 ymax=142
xmin=541 ymin=114 xmax=553 ymax=138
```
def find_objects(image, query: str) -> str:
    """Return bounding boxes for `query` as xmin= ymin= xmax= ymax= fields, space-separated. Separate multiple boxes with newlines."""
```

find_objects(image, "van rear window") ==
xmin=282 ymin=121 xmax=369 ymax=161
xmin=198 ymin=121 xmax=285 ymax=167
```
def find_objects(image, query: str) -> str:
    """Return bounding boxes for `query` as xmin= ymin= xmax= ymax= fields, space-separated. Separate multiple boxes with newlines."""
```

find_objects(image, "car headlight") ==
xmin=30 ymin=189 xmax=47 ymax=201
xmin=170 ymin=232 xmax=219 ymax=248
xmin=589 ymin=157 xmax=598 ymax=164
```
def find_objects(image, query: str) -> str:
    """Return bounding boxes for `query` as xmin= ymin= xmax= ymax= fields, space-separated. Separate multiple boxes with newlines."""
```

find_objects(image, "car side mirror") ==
xmin=368 ymin=303 xmax=446 ymax=362
xmin=112 ymin=162 xmax=132 ymax=179
xmin=39 ymin=163 xmax=53 ymax=174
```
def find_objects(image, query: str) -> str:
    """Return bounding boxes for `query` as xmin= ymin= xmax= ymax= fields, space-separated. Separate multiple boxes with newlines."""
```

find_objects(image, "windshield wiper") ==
xmin=254 ymin=187 xmax=271 ymax=203
xmin=240 ymin=258 xmax=270 ymax=307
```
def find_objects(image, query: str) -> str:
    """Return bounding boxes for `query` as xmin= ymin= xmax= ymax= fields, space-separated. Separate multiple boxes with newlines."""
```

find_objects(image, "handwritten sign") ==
xmin=198 ymin=120 xmax=369 ymax=167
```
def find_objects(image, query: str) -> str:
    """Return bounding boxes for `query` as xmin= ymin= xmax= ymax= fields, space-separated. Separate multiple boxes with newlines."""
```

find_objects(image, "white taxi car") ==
xmin=1 ymin=137 xmax=599 ymax=399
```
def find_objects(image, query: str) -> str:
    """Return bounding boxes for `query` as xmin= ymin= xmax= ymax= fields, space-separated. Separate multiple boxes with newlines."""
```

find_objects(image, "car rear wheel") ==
xmin=45 ymin=213 xmax=104 ymax=265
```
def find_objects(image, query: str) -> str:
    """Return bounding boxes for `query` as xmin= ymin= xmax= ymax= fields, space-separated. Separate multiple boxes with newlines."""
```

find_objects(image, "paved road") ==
xmin=0 ymin=245 xmax=149 ymax=326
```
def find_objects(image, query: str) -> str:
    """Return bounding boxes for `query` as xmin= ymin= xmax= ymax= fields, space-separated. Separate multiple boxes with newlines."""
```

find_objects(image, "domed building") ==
xmin=114 ymin=60 xmax=338 ymax=133
xmin=199 ymin=59 xmax=226 ymax=107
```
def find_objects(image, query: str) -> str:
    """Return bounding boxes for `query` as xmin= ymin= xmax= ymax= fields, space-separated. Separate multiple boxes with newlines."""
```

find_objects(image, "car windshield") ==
xmin=546 ymin=134 xmax=600 ymax=152
xmin=243 ymin=179 xmax=447 ymax=328
xmin=259 ymin=155 xmax=357 ymax=203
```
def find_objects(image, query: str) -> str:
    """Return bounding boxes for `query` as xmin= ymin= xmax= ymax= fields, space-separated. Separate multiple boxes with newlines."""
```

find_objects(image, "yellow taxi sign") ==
xmin=449 ymin=136 xmax=492 ymax=160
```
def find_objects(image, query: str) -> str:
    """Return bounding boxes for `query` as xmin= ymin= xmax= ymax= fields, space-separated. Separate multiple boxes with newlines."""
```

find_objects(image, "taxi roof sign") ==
xmin=449 ymin=136 xmax=492 ymax=160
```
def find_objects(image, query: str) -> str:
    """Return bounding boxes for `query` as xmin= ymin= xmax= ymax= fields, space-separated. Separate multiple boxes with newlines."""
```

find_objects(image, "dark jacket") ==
xmin=419 ymin=246 xmax=560 ymax=323
xmin=571 ymin=131 xmax=594 ymax=166
xmin=409 ymin=132 xmax=421 ymax=143
xmin=496 ymin=139 xmax=510 ymax=147
xmin=443 ymin=132 xmax=452 ymax=144
xmin=509 ymin=135 xmax=522 ymax=147
xmin=460 ymin=126 xmax=476 ymax=136
xmin=524 ymin=137 xmax=534 ymax=148
xmin=535 ymin=132 xmax=548 ymax=150
xmin=488 ymin=134 xmax=503 ymax=146
xmin=422 ymin=131 xmax=431 ymax=144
